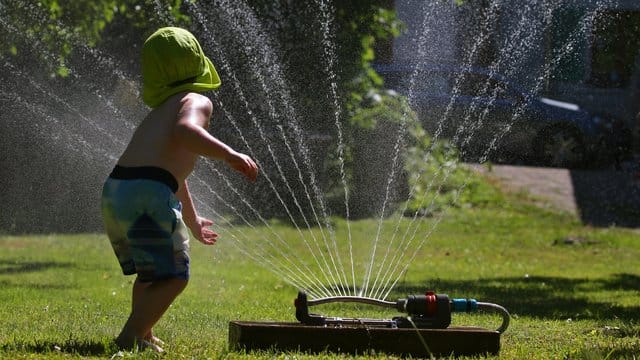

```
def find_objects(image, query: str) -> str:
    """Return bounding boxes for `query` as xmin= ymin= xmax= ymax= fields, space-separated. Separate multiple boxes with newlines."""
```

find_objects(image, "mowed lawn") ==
xmin=1 ymin=191 xmax=639 ymax=359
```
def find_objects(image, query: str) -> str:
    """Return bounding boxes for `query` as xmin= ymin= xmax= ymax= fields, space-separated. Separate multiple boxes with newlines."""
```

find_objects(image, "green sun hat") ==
xmin=141 ymin=27 xmax=221 ymax=108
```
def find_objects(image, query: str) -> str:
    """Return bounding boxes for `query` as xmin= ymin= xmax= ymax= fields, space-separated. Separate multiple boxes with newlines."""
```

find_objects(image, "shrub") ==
xmin=403 ymin=121 xmax=503 ymax=217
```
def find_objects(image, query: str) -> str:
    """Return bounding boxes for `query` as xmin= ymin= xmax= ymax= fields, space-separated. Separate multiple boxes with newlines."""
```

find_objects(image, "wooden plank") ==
xmin=229 ymin=321 xmax=500 ymax=357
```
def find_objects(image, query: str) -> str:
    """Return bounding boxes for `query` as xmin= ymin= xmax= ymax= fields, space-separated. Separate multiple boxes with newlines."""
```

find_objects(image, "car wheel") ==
xmin=536 ymin=126 xmax=586 ymax=168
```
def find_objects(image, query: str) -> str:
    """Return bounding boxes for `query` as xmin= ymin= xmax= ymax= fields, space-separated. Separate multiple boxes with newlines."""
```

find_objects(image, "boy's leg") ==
xmin=116 ymin=277 xmax=188 ymax=350
xmin=131 ymin=279 xmax=166 ymax=345
xmin=104 ymin=179 xmax=191 ymax=351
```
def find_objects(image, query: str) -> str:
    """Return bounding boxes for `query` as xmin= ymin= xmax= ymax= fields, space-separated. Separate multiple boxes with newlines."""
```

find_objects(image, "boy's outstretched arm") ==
xmin=176 ymin=179 xmax=218 ymax=245
xmin=174 ymin=94 xmax=258 ymax=181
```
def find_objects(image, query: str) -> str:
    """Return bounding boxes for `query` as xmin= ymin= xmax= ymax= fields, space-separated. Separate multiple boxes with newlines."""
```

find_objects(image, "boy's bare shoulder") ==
xmin=155 ymin=92 xmax=212 ymax=116
xmin=170 ymin=92 xmax=213 ymax=128
xmin=179 ymin=92 xmax=213 ymax=113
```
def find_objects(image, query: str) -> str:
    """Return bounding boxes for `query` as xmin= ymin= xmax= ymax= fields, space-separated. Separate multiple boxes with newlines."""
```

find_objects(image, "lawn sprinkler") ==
xmin=229 ymin=289 xmax=510 ymax=357
xmin=294 ymin=290 xmax=510 ymax=333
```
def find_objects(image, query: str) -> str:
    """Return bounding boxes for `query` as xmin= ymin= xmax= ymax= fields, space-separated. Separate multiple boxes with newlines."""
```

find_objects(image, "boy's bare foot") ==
xmin=145 ymin=334 xmax=166 ymax=347
xmin=115 ymin=336 xmax=164 ymax=353
xmin=139 ymin=339 xmax=164 ymax=353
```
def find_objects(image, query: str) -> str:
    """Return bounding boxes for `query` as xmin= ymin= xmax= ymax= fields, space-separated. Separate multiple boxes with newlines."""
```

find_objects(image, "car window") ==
xmin=383 ymin=72 xmax=408 ymax=90
xmin=383 ymin=70 xmax=450 ymax=95
xmin=415 ymin=71 xmax=449 ymax=95
xmin=381 ymin=68 xmax=522 ymax=102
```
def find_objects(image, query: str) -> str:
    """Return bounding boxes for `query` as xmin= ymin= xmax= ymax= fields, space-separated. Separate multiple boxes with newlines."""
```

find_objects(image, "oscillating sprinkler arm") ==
xmin=295 ymin=291 xmax=511 ymax=333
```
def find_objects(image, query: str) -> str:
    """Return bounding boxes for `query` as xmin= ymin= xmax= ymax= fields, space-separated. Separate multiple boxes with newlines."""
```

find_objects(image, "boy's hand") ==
xmin=226 ymin=151 xmax=259 ymax=182
xmin=188 ymin=216 xmax=218 ymax=245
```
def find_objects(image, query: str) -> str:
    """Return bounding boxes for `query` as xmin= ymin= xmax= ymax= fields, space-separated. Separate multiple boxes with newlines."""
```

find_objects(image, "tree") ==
xmin=1 ymin=0 xmax=189 ymax=77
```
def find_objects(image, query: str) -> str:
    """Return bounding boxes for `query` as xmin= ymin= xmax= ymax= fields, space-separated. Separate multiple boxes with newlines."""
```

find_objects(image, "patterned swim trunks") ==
xmin=101 ymin=166 xmax=190 ymax=282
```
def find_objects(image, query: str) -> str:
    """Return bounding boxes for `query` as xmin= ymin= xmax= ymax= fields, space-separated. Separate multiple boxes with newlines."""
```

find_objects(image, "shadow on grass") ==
xmin=571 ymin=345 xmax=640 ymax=360
xmin=1 ymin=339 xmax=114 ymax=357
xmin=392 ymin=273 xmax=640 ymax=321
xmin=570 ymin=169 xmax=640 ymax=228
xmin=0 ymin=260 xmax=75 ymax=275
xmin=0 ymin=261 xmax=78 ymax=290
xmin=0 ymin=279 xmax=74 ymax=290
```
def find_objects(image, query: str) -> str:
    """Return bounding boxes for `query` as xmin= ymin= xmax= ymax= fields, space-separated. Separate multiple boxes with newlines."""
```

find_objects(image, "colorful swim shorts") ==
xmin=101 ymin=166 xmax=190 ymax=282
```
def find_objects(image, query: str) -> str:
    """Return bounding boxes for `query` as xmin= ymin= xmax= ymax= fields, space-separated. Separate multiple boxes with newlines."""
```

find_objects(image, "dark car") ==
xmin=375 ymin=63 xmax=631 ymax=168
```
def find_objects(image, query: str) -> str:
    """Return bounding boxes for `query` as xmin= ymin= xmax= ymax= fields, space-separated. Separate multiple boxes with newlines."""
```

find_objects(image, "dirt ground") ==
xmin=470 ymin=157 xmax=640 ymax=228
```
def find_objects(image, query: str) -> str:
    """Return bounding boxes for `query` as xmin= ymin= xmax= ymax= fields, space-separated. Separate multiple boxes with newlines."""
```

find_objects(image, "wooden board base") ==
xmin=229 ymin=321 xmax=500 ymax=357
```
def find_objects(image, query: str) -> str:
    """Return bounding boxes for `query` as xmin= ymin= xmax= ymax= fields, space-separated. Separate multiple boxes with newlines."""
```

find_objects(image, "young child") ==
xmin=101 ymin=27 xmax=258 ymax=352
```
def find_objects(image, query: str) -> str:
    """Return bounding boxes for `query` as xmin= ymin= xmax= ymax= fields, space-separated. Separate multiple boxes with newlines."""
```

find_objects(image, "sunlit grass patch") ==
xmin=1 ymin=193 xmax=639 ymax=359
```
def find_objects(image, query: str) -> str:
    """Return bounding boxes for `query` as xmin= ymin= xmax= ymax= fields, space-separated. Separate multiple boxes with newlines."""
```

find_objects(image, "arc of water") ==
xmin=0 ymin=14 xmax=139 ymax=133
xmin=1 ymin=61 xmax=128 ymax=156
xmin=216 ymin=103 xmax=345 ymax=295
xmin=422 ymin=0 xmax=505 ymax=153
xmin=211 ymin=0 xmax=349 ymax=296
xmin=371 ymin=7 xmax=531 ymax=301
xmin=380 ymin=0 xmax=610 ymax=300
xmin=219 ymin=0 xmax=347 ymax=293
xmin=212 ymin=0 xmax=351 ymax=297
xmin=479 ymin=1 xmax=608 ymax=164
xmin=376 ymin=1 xmax=562 ymax=300
xmin=372 ymin=1 xmax=547 ymax=300
xmin=362 ymin=1 xmax=440 ymax=299
xmin=369 ymin=0 xmax=549 ymax=300
xmin=0 ymin=89 xmax=117 ymax=162
xmin=313 ymin=0 xmax=356 ymax=295
xmin=192 ymin=164 xmax=334 ymax=298
xmin=188 ymin=0 xmax=350 ymax=296
xmin=205 ymin=103 xmax=340 ymax=296
xmin=364 ymin=0 xmax=505 ymax=299
xmin=186 ymin=2 xmax=342 ymax=295
xmin=200 ymin=196 xmax=331 ymax=299
xmin=190 ymin=193 xmax=327 ymax=298
xmin=452 ymin=2 xmax=562 ymax=157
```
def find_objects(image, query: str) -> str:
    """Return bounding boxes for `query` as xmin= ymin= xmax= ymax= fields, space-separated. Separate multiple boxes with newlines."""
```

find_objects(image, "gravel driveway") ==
xmin=471 ymin=159 xmax=640 ymax=228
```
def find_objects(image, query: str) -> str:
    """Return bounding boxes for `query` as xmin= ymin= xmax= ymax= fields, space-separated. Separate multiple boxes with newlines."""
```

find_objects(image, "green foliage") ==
xmin=349 ymin=90 xmax=413 ymax=130
xmin=343 ymin=90 xmax=416 ymax=218
xmin=246 ymin=0 xmax=405 ymax=125
xmin=337 ymin=3 xmax=405 ymax=113
xmin=341 ymin=82 xmax=502 ymax=218
xmin=1 ymin=0 xmax=190 ymax=77
xmin=403 ymin=119 xmax=504 ymax=217
xmin=312 ymin=4 xmax=405 ymax=216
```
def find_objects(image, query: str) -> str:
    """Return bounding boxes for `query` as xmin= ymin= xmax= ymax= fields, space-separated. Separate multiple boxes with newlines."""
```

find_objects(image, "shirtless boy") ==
xmin=101 ymin=27 xmax=258 ymax=352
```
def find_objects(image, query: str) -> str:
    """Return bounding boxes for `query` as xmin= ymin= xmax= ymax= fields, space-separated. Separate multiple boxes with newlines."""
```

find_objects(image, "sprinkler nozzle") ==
xmin=393 ymin=291 xmax=452 ymax=328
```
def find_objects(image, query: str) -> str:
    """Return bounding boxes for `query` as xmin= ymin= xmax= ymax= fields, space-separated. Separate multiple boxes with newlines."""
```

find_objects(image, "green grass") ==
xmin=1 ymin=188 xmax=639 ymax=359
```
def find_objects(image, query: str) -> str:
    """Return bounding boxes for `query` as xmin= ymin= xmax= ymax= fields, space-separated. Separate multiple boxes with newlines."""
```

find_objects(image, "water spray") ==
xmin=294 ymin=290 xmax=510 ymax=333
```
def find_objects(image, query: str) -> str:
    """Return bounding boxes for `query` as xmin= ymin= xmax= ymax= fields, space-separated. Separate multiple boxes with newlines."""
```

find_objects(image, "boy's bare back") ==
xmin=118 ymin=91 xmax=257 ymax=184
xmin=118 ymin=92 xmax=207 ymax=183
